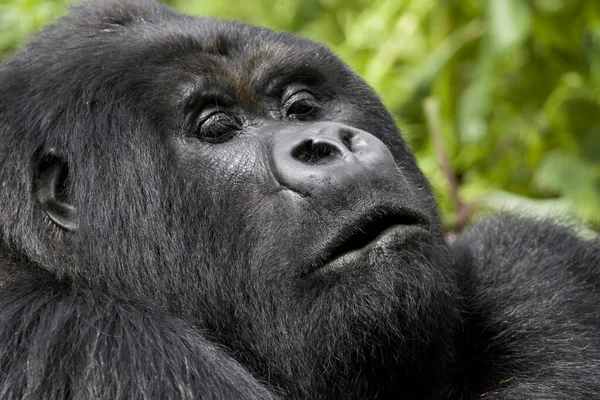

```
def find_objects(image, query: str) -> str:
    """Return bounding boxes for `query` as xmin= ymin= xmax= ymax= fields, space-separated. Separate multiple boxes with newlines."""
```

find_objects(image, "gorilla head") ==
xmin=0 ymin=0 xmax=459 ymax=397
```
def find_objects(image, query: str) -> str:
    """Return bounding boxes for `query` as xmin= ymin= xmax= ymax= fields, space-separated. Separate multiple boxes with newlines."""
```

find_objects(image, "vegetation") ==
xmin=2 ymin=0 xmax=599 ymax=230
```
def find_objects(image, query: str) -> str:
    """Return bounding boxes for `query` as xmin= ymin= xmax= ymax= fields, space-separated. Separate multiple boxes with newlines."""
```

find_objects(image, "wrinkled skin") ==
xmin=0 ymin=1 xmax=599 ymax=399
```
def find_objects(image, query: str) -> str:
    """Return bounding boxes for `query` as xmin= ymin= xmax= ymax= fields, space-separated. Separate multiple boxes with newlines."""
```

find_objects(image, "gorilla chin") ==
xmin=0 ymin=1 xmax=598 ymax=399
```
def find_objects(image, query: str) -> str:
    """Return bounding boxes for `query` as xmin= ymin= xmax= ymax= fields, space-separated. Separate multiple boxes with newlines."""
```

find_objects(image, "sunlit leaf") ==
xmin=488 ymin=0 xmax=531 ymax=53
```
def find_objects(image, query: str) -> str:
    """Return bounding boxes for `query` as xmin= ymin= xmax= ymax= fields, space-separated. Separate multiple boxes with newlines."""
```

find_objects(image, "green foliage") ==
xmin=0 ymin=0 xmax=69 ymax=55
xmin=2 ymin=0 xmax=599 ymax=229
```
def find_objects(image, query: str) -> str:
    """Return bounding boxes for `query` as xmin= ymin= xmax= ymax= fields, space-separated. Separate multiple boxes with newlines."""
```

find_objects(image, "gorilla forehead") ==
xmin=27 ymin=0 xmax=347 ymax=100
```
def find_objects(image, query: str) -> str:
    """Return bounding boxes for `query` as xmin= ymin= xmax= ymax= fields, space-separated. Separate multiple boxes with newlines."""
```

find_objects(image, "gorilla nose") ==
xmin=291 ymin=135 xmax=351 ymax=165
xmin=270 ymin=122 xmax=397 ymax=196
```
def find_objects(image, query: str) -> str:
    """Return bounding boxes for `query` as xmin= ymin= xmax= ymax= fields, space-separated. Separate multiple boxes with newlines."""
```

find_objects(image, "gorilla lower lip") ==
xmin=317 ymin=224 xmax=426 ymax=274
xmin=312 ymin=208 xmax=427 ymax=274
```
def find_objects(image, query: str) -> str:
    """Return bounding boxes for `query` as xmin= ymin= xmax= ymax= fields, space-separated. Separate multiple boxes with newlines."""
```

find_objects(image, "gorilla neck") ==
xmin=166 ymin=198 xmax=459 ymax=398
xmin=212 ymin=249 xmax=459 ymax=399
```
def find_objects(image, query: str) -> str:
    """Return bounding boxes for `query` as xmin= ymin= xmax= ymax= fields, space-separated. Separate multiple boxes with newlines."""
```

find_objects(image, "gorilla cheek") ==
xmin=174 ymin=138 xmax=270 ymax=193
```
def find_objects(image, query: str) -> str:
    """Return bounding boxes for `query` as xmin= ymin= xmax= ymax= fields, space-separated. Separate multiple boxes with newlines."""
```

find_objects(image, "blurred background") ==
xmin=1 ymin=0 xmax=599 ymax=231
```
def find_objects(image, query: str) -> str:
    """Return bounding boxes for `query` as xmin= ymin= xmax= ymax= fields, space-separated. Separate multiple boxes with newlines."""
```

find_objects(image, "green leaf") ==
xmin=534 ymin=151 xmax=600 ymax=224
xmin=488 ymin=0 xmax=532 ymax=53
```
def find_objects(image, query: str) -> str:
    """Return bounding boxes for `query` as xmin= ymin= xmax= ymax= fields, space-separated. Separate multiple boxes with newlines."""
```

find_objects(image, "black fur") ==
xmin=0 ymin=1 xmax=598 ymax=399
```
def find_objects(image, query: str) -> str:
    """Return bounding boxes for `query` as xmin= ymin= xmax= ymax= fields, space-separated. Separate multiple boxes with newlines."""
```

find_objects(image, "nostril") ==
xmin=292 ymin=139 xmax=340 ymax=165
xmin=340 ymin=129 xmax=355 ymax=152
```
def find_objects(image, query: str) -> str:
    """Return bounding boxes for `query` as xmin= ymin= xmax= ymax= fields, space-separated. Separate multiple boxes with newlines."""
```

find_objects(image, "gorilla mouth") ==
xmin=310 ymin=206 xmax=428 ymax=274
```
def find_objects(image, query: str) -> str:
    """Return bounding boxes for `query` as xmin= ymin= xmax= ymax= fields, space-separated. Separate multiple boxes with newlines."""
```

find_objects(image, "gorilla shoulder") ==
xmin=449 ymin=215 xmax=600 ymax=398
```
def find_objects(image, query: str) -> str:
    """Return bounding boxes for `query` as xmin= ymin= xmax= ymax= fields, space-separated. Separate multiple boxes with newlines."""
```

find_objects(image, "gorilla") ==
xmin=0 ymin=0 xmax=598 ymax=399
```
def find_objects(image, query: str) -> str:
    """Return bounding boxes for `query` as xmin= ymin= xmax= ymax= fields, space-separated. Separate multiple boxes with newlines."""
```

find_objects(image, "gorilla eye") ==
xmin=283 ymin=90 xmax=320 ymax=120
xmin=195 ymin=107 xmax=241 ymax=143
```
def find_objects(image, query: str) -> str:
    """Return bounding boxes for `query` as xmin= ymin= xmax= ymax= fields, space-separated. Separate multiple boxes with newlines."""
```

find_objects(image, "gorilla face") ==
xmin=0 ymin=1 xmax=459 ymax=397
xmin=143 ymin=19 xmax=458 ymax=396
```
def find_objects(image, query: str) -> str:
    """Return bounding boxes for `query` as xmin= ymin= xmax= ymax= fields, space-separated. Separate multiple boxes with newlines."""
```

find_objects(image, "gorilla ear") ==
xmin=35 ymin=149 xmax=78 ymax=231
